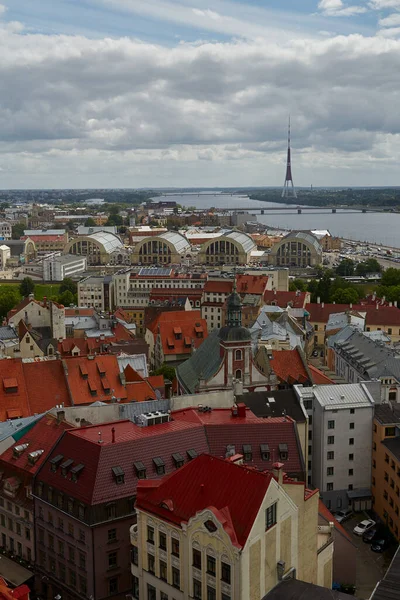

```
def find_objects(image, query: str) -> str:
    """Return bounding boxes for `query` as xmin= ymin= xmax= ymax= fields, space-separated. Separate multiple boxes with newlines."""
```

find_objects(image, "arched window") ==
xmin=235 ymin=369 xmax=242 ymax=380
xmin=235 ymin=349 xmax=242 ymax=361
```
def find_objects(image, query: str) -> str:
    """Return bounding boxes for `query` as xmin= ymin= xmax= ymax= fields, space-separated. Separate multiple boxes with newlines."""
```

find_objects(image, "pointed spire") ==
xmin=282 ymin=115 xmax=297 ymax=199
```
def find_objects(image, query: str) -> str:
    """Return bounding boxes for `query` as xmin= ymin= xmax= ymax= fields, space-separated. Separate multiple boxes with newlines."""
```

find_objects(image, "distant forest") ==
xmin=0 ymin=189 xmax=159 ymax=205
xmin=244 ymin=188 xmax=400 ymax=208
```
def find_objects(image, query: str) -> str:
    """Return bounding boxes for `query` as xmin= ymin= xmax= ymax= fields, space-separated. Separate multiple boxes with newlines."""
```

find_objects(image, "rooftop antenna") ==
xmin=282 ymin=115 xmax=297 ymax=199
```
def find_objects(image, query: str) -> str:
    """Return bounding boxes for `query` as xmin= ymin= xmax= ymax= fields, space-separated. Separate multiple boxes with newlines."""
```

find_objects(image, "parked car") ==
xmin=371 ymin=538 xmax=390 ymax=553
xmin=353 ymin=519 xmax=376 ymax=536
xmin=334 ymin=508 xmax=353 ymax=523
xmin=362 ymin=528 xmax=377 ymax=543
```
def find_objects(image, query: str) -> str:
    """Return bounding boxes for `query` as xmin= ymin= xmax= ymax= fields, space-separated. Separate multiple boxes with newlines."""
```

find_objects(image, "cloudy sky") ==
xmin=0 ymin=0 xmax=400 ymax=189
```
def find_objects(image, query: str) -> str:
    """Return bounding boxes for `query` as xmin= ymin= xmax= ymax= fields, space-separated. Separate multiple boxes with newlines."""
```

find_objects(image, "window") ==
xmin=349 ymin=469 xmax=354 ymax=476
xmin=148 ymin=553 xmax=155 ymax=574
xmin=68 ymin=498 xmax=74 ymax=513
xmin=25 ymin=527 xmax=30 ymax=541
xmin=78 ymin=504 xmax=85 ymax=521
xmin=131 ymin=545 xmax=138 ymax=566
xmin=79 ymin=552 xmax=86 ymax=569
xmin=70 ymin=569 xmax=76 ymax=587
xmin=108 ymin=551 xmax=118 ymax=569
xmin=265 ymin=502 xmax=277 ymax=529
xmin=350 ymin=408 xmax=355 ymax=414
xmin=385 ymin=453 xmax=389 ymax=463
xmin=16 ymin=523 xmax=21 ymax=536
xmin=159 ymin=560 xmax=167 ymax=581
xmin=153 ymin=457 xmax=165 ymax=475
xmin=327 ymin=451 xmax=334 ymax=460
xmin=328 ymin=420 xmax=335 ymax=429
xmin=349 ymin=454 xmax=354 ymax=461
xmin=193 ymin=548 xmax=202 ymax=569
xmin=147 ymin=526 xmax=155 ymax=544
xmin=106 ymin=503 xmax=116 ymax=520
xmin=159 ymin=531 xmax=167 ymax=550
xmin=207 ymin=587 xmax=216 ymax=600
xmin=235 ymin=349 xmax=242 ymax=360
xmin=59 ymin=563 xmax=66 ymax=582
xmin=172 ymin=537 xmax=180 ymax=557
xmin=79 ymin=529 xmax=85 ymax=543
xmin=69 ymin=546 xmax=75 ymax=562
xmin=348 ymin=484 xmax=353 ymax=491
xmin=48 ymin=534 xmax=54 ymax=550
xmin=235 ymin=369 xmax=242 ymax=380
xmin=207 ymin=555 xmax=216 ymax=576
xmin=68 ymin=522 xmax=74 ymax=538
xmin=193 ymin=579 xmax=202 ymax=600
xmin=242 ymin=444 xmax=252 ymax=461
xmin=327 ymin=467 xmax=334 ymax=476
xmin=386 ymin=427 xmax=396 ymax=437
xmin=147 ymin=584 xmax=156 ymax=600
xmin=349 ymin=438 xmax=354 ymax=445
xmin=109 ymin=577 xmax=118 ymax=595
xmin=79 ymin=576 xmax=87 ymax=595
xmin=325 ymin=482 xmax=333 ymax=491
xmin=328 ymin=436 xmax=334 ymax=445
xmin=108 ymin=528 xmax=117 ymax=542
xmin=172 ymin=567 xmax=180 ymax=589
xmin=221 ymin=562 xmax=231 ymax=584
xmin=58 ymin=540 xmax=64 ymax=557
xmin=260 ymin=444 xmax=270 ymax=461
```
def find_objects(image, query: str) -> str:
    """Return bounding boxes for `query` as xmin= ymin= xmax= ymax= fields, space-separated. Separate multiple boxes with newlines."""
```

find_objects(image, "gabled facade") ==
xmin=8 ymin=295 xmax=65 ymax=341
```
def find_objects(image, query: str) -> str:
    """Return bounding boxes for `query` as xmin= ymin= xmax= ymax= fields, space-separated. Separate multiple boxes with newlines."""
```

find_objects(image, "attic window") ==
xmin=279 ymin=443 xmax=288 ymax=461
xmin=112 ymin=466 xmax=125 ymax=484
xmin=195 ymin=325 xmax=203 ymax=338
xmin=97 ymin=362 xmax=106 ymax=377
xmin=71 ymin=464 xmax=84 ymax=482
xmin=187 ymin=448 xmax=197 ymax=461
xmin=172 ymin=453 xmax=184 ymax=469
xmin=13 ymin=443 xmax=29 ymax=459
xmin=88 ymin=379 xmax=97 ymax=396
xmin=153 ymin=457 xmax=165 ymax=475
xmin=173 ymin=326 xmax=182 ymax=340
xmin=60 ymin=458 xmax=74 ymax=477
xmin=3 ymin=378 xmax=18 ymax=393
xmin=184 ymin=336 xmax=191 ymax=348
xmin=260 ymin=444 xmax=270 ymax=461
xmin=134 ymin=461 xmax=146 ymax=479
xmin=101 ymin=378 xmax=111 ymax=394
xmin=50 ymin=454 xmax=64 ymax=472
xmin=28 ymin=449 xmax=44 ymax=465
xmin=204 ymin=520 xmax=217 ymax=533
xmin=242 ymin=445 xmax=252 ymax=462
xmin=167 ymin=337 xmax=175 ymax=349
xmin=79 ymin=364 xmax=88 ymax=379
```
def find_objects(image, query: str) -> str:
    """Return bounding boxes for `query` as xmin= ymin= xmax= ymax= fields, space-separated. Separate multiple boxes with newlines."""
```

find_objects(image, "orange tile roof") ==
xmin=318 ymin=500 xmax=353 ymax=542
xmin=264 ymin=290 xmax=308 ymax=308
xmin=203 ymin=280 xmax=233 ymax=294
xmin=126 ymin=380 xmax=157 ymax=402
xmin=309 ymin=364 xmax=335 ymax=385
xmin=148 ymin=310 xmax=208 ymax=356
xmin=306 ymin=302 xmax=400 ymax=326
xmin=63 ymin=355 xmax=127 ymax=405
xmin=22 ymin=360 xmax=71 ymax=414
xmin=236 ymin=274 xmax=268 ymax=295
xmin=65 ymin=307 xmax=95 ymax=317
xmin=0 ymin=360 xmax=30 ymax=421
xmin=271 ymin=349 xmax=311 ymax=385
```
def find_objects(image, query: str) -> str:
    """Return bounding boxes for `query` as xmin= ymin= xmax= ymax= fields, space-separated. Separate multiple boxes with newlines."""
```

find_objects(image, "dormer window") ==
xmin=134 ymin=461 xmax=146 ymax=479
xmin=153 ymin=457 xmax=165 ymax=475
xmin=172 ymin=453 xmax=184 ymax=469
xmin=50 ymin=454 xmax=64 ymax=472
xmin=13 ymin=443 xmax=29 ymax=459
xmin=260 ymin=444 xmax=270 ymax=461
xmin=187 ymin=449 xmax=197 ymax=461
xmin=279 ymin=443 xmax=288 ymax=461
xmin=4 ymin=378 xmax=18 ymax=394
xmin=173 ymin=326 xmax=182 ymax=340
xmin=28 ymin=449 xmax=44 ymax=465
xmin=61 ymin=459 xmax=74 ymax=477
xmin=242 ymin=445 xmax=252 ymax=462
xmin=71 ymin=464 xmax=84 ymax=482
xmin=112 ymin=466 xmax=125 ymax=485
xmin=79 ymin=364 xmax=88 ymax=380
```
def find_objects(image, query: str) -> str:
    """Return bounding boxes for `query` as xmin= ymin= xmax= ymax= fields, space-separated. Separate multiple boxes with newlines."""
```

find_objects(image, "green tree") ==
xmin=85 ymin=217 xmax=96 ymax=227
xmin=153 ymin=364 xmax=176 ymax=381
xmin=355 ymin=258 xmax=381 ymax=276
xmin=11 ymin=223 xmax=25 ymax=240
xmin=59 ymin=278 xmax=77 ymax=296
xmin=331 ymin=288 xmax=360 ymax=304
xmin=381 ymin=267 xmax=400 ymax=287
xmin=106 ymin=214 xmax=123 ymax=226
xmin=58 ymin=290 xmax=75 ymax=306
xmin=289 ymin=278 xmax=307 ymax=292
xmin=335 ymin=259 xmax=354 ymax=277
xmin=19 ymin=277 xmax=35 ymax=297
xmin=0 ymin=287 xmax=20 ymax=320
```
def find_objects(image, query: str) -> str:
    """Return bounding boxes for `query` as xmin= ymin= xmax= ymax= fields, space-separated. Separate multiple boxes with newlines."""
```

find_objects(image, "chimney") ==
xmin=317 ymin=296 xmax=321 ymax=304
xmin=277 ymin=560 xmax=286 ymax=581
xmin=350 ymin=303 xmax=352 ymax=309
xmin=272 ymin=462 xmax=284 ymax=485
xmin=111 ymin=427 xmax=116 ymax=444
xmin=28 ymin=293 xmax=34 ymax=301
xmin=321 ymin=302 xmax=324 ymax=309
xmin=390 ymin=301 xmax=393 ymax=307
xmin=98 ymin=431 xmax=103 ymax=444
xmin=395 ymin=301 xmax=398 ymax=308
xmin=43 ymin=296 xmax=47 ymax=307
xmin=237 ymin=403 xmax=246 ymax=418
xmin=56 ymin=410 xmax=65 ymax=424
xmin=376 ymin=303 xmax=379 ymax=310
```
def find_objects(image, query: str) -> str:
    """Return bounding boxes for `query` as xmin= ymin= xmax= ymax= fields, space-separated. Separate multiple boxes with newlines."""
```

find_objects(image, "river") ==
xmin=154 ymin=192 xmax=400 ymax=248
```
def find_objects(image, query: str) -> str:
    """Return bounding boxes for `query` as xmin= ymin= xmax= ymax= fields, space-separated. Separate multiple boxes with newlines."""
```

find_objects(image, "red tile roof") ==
xmin=62 ymin=355 xmax=127 ymax=405
xmin=136 ymin=454 xmax=273 ymax=548
xmin=0 ymin=360 xmax=31 ymax=421
xmin=148 ymin=310 xmax=208 ymax=356
xmin=308 ymin=365 xmax=335 ymax=385
xmin=65 ymin=307 xmax=95 ymax=317
xmin=236 ymin=274 xmax=268 ymax=296
xmin=264 ymin=290 xmax=308 ymax=308
xmin=21 ymin=234 xmax=65 ymax=242
xmin=306 ymin=302 xmax=400 ymax=327
xmin=271 ymin=349 xmax=311 ymax=385
xmin=22 ymin=360 xmax=71 ymax=413
xmin=318 ymin=500 xmax=353 ymax=542
xmin=203 ymin=280 xmax=233 ymax=294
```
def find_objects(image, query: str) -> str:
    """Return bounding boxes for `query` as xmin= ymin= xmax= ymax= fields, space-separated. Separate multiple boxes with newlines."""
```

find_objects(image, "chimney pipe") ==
xmin=317 ymin=296 xmax=321 ymax=304
xmin=56 ymin=410 xmax=65 ymax=424
xmin=272 ymin=462 xmax=284 ymax=485
xmin=111 ymin=427 xmax=116 ymax=444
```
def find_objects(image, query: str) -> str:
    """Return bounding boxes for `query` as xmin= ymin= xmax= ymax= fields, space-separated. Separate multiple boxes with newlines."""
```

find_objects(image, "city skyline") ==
xmin=0 ymin=1 xmax=400 ymax=188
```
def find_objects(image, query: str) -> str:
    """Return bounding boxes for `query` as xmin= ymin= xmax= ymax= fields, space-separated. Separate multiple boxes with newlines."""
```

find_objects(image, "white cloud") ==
xmin=0 ymin=4 xmax=6 ymax=16
xmin=379 ymin=12 xmax=400 ymax=25
xmin=1 ymin=22 xmax=400 ymax=186
xmin=369 ymin=0 xmax=400 ymax=9
xmin=377 ymin=25 xmax=400 ymax=34
xmin=192 ymin=8 xmax=221 ymax=21
xmin=318 ymin=0 xmax=367 ymax=16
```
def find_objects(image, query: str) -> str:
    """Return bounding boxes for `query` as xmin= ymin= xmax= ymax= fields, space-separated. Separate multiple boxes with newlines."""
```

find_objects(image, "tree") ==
xmin=19 ymin=277 xmax=35 ymax=298
xmin=11 ymin=223 xmax=25 ymax=240
xmin=106 ymin=214 xmax=123 ymax=226
xmin=335 ymin=259 xmax=354 ymax=277
xmin=289 ymin=278 xmax=307 ymax=292
xmin=0 ymin=287 xmax=20 ymax=320
xmin=58 ymin=290 xmax=75 ymax=306
xmin=85 ymin=217 xmax=96 ymax=227
xmin=59 ymin=278 xmax=77 ymax=295
xmin=355 ymin=258 xmax=381 ymax=276
xmin=381 ymin=267 xmax=400 ymax=287
xmin=331 ymin=288 xmax=360 ymax=304
xmin=153 ymin=364 xmax=176 ymax=382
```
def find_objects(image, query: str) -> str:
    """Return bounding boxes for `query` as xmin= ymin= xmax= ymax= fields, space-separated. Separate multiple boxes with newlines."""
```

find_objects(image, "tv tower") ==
xmin=281 ymin=116 xmax=297 ymax=199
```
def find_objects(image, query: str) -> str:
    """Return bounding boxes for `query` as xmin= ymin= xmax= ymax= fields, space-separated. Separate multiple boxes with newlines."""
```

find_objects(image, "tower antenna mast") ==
xmin=282 ymin=115 xmax=297 ymax=199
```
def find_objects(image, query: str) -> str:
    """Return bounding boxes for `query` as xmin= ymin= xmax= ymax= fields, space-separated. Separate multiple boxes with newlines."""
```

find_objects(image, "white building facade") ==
xmin=43 ymin=253 xmax=87 ymax=281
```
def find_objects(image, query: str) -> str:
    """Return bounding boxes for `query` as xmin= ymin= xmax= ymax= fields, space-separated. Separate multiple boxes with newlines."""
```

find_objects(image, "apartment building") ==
xmin=77 ymin=275 xmax=113 ymax=311
xmin=372 ymin=403 xmax=400 ymax=541
xmin=7 ymin=295 xmax=66 ymax=340
xmin=132 ymin=455 xmax=331 ymax=600
xmin=0 ymin=221 xmax=12 ymax=240
xmin=295 ymin=383 xmax=377 ymax=510
xmin=43 ymin=253 xmax=87 ymax=281
xmin=22 ymin=229 xmax=68 ymax=254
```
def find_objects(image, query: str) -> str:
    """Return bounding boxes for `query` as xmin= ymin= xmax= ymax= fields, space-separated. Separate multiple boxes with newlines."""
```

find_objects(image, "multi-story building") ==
xmin=132 ymin=454 xmax=331 ymax=600
xmin=0 ymin=414 xmax=71 ymax=568
xmin=197 ymin=230 xmax=256 ymax=265
xmin=7 ymin=295 xmax=66 ymax=340
xmin=64 ymin=231 xmax=123 ymax=265
xmin=201 ymin=279 xmax=233 ymax=331
xmin=371 ymin=403 xmax=400 ymax=541
xmin=78 ymin=275 xmax=114 ymax=311
xmin=0 ymin=244 xmax=10 ymax=269
xmin=22 ymin=229 xmax=69 ymax=254
xmin=33 ymin=405 xmax=305 ymax=600
xmin=295 ymin=382 xmax=378 ymax=510
xmin=268 ymin=232 xmax=323 ymax=268
xmin=131 ymin=231 xmax=191 ymax=265
xmin=43 ymin=253 xmax=87 ymax=281
xmin=0 ymin=221 xmax=12 ymax=240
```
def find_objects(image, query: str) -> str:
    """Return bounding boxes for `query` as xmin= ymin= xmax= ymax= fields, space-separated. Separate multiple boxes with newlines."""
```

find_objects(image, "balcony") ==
xmin=130 ymin=524 xmax=138 ymax=545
